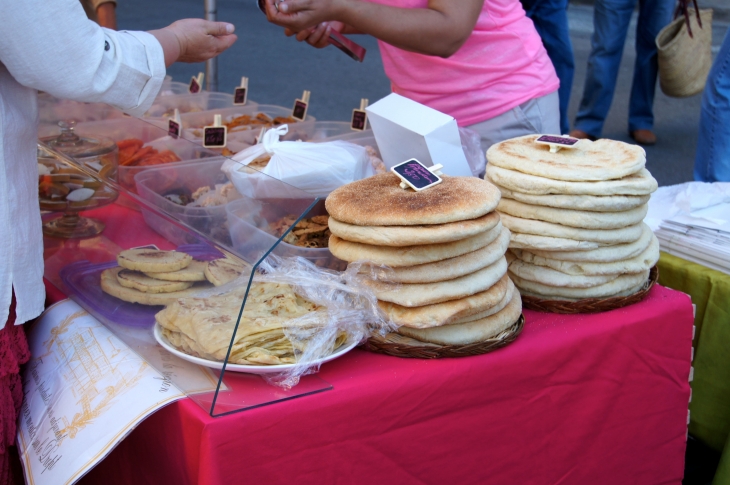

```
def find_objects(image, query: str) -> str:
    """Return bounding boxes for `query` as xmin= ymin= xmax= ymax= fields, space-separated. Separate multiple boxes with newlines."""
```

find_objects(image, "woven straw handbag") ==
xmin=656 ymin=2 xmax=713 ymax=98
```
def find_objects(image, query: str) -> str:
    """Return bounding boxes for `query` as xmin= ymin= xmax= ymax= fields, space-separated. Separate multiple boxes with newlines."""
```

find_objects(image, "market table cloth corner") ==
xmin=67 ymin=283 xmax=693 ymax=485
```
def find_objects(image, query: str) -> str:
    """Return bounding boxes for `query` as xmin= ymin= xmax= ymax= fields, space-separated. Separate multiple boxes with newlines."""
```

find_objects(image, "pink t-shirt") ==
xmin=367 ymin=0 xmax=560 ymax=126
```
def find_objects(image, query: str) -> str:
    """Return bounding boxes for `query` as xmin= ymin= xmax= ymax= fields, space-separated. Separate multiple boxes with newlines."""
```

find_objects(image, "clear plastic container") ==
xmin=227 ymin=197 xmax=345 ymax=271
xmin=321 ymin=129 xmax=380 ymax=156
xmin=143 ymin=92 xmax=239 ymax=119
xmin=222 ymin=120 xmax=348 ymax=155
xmin=158 ymin=80 xmax=192 ymax=97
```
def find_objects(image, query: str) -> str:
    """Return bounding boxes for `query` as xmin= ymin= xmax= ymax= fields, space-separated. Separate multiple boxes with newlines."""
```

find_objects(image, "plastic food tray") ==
xmin=143 ymin=92 xmax=240 ymax=119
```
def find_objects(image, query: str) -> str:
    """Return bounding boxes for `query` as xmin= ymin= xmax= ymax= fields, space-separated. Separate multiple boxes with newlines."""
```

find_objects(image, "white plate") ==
xmin=153 ymin=323 xmax=358 ymax=375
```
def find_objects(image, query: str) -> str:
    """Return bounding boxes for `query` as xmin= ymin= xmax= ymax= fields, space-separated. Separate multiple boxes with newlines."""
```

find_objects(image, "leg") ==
xmin=522 ymin=0 xmax=575 ymax=135
xmin=574 ymin=0 xmax=635 ymax=138
xmin=628 ymin=0 xmax=674 ymax=132
xmin=694 ymin=30 xmax=730 ymax=182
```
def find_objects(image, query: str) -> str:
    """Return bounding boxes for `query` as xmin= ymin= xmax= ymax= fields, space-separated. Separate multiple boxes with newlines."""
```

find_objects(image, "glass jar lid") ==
xmin=41 ymin=120 xmax=117 ymax=158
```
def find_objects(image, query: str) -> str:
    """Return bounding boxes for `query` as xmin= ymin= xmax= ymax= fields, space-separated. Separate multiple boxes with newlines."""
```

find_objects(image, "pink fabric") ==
xmin=59 ymin=284 xmax=693 ymax=485
xmin=367 ymin=0 xmax=560 ymax=125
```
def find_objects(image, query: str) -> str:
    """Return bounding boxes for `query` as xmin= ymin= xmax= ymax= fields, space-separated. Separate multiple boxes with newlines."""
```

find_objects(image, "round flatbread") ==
xmin=510 ymin=270 xmax=650 ymax=299
xmin=523 ymin=223 xmax=652 ymax=263
xmin=117 ymin=249 xmax=192 ymax=273
xmin=509 ymin=234 xmax=660 ymax=276
xmin=451 ymin=282 xmax=516 ymax=324
xmin=508 ymin=259 xmax=620 ymax=288
xmin=487 ymin=135 xmax=646 ymax=181
xmin=328 ymin=211 xmax=500 ymax=247
xmin=500 ymin=213 xmax=644 ymax=244
xmin=365 ymin=257 xmax=508 ymax=307
xmin=486 ymin=165 xmax=658 ymax=196
xmin=325 ymin=173 xmax=501 ymax=226
xmin=117 ymin=269 xmax=193 ymax=293
xmin=498 ymin=186 xmax=650 ymax=212
xmin=363 ymin=227 xmax=510 ymax=283
xmin=378 ymin=275 xmax=512 ymax=328
xmin=143 ymin=260 xmax=208 ymax=282
xmin=519 ymin=280 xmax=648 ymax=301
xmin=497 ymin=198 xmax=648 ymax=230
xmin=205 ymin=259 xmax=248 ymax=286
xmin=396 ymin=292 xmax=522 ymax=345
xmin=510 ymin=232 xmax=601 ymax=251
xmin=329 ymin=222 xmax=503 ymax=267
xmin=101 ymin=267 xmax=211 ymax=305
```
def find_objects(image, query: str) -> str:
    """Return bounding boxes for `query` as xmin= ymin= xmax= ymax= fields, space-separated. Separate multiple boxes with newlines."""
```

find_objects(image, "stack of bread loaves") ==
xmin=486 ymin=134 xmax=660 ymax=301
xmin=326 ymin=173 xmax=522 ymax=346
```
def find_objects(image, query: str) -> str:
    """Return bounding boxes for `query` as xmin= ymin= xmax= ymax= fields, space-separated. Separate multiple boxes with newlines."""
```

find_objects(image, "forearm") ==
xmin=149 ymin=29 xmax=181 ymax=67
xmin=96 ymin=2 xmax=117 ymax=30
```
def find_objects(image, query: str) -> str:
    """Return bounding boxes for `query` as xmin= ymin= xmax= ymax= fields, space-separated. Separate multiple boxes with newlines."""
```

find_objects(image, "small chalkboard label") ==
xmin=536 ymin=135 xmax=579 ymax=146
xmin=234 ymin=87 xmax=247 ymax=105
xmin=203 ymin=126 xmax=227 ymax=148
xmin=351 ymin=109 xmax=367 ymax=131
xmin=168 ymin=119 xmax=180 ymax=139
xmin=292 ymin=100 xmax=308 ymax=121
xmin=189 ymin=76 xmax=201 ymax=94
xmin=391 ymin=159 xmax=443 ymax=191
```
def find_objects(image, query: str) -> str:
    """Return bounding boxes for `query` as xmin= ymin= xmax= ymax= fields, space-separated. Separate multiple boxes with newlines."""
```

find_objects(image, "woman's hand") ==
xmin=150 ymin=19 xmax=237 ymax=67
xmin=285 ymin=21 xmax=346 ymax=49
xmin=265 ymin=0 xmax=345 ymax=33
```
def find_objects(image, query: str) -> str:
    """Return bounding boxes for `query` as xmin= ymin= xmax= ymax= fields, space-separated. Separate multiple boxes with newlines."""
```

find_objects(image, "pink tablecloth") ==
xmin=49 ymin=283 xmax=690 ymax=485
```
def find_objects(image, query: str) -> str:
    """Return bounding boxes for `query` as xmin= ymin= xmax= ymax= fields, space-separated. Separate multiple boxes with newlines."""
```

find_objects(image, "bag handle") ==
xmin=675 ymin=0 xmax=703 ymax=38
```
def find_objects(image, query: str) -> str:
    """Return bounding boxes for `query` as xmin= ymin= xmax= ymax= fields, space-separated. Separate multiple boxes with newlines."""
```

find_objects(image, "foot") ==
xmin=630 ymin=129 xmax=657 ymax=146
xmin=569 ymin=129 xmax=597 ymax=141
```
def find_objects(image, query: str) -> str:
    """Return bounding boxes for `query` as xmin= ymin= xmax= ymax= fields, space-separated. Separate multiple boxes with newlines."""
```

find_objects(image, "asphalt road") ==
xmin=117 ymin=0 xmax=729 ymax=186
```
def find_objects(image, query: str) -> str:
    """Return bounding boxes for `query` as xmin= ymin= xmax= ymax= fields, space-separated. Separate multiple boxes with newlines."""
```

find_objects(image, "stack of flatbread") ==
xmin=326 ymin=173 xmax=522 ymax=346
xmin=101 ymin=249 xmax=247 ymax=306
xmin=486 ymin=134 xmax=660 ymax=301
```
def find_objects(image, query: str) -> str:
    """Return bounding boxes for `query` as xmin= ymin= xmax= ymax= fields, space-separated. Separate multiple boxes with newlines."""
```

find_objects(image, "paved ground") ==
xmin=117 ymin=0 xmax=729 ymax=186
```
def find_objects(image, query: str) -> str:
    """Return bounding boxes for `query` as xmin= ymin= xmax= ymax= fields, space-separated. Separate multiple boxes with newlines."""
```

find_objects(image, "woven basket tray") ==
xmin=521 ymin=265 xmax=658 ymax=314
xmin=365 ymin=314 xmax=524 ymax=359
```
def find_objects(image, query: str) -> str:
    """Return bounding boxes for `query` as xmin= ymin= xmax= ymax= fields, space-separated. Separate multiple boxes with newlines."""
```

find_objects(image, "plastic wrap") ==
xmin=459 ymin=127 xmax=486 ymax=178
xmin=222 ymin=125 xmax=375 ymax=198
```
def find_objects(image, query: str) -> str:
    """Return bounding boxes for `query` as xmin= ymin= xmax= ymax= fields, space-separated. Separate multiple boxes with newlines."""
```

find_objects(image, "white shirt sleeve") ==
xmin=0 ymin=0 xmax=166 ymax=117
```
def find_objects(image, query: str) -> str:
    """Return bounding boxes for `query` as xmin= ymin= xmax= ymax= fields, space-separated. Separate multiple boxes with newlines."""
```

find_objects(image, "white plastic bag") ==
xmin=221 ymin=125 xmax=375 ymax=199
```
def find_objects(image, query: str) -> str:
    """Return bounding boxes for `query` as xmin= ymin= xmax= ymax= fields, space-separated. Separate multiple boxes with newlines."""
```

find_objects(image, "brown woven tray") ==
xmin=521 ymin=265 xmax=658 ymax=314
xmin=364 ymin=314 xmax=524 ymax=359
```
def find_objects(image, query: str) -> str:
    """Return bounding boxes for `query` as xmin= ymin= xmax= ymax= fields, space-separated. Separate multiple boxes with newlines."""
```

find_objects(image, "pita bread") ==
xmin=501 ymin=213 xmax=644 ymax=244
xmin=117 ymin=269 xmax=193 ymax=293
xmin=510 ymin=232 xmax=601 ymax=251
xmin=510 ymin=233 xmax=660 ymax=276
xmin=523 ymin=223 xmax=652 ymax=263
xmin=378 ymin=275 xmax=512 ymax=328
xmin=498 ymin=198 xmax=648 ymax=230
xmin=364 ymin=257 xmax=507 ymax=307
xmin=144 ymin=260 xmax=208 ymax=282
xmin=329 ymin=222 xmax=502 ymax=267
xmin=508 ymin=259 xmax=620 ymax=288
xmin=328 ymin=211 xmax=500 ymax=247
xmin=498 ymin=186 xmax=650 ymax=212
xmin=325 ymin=173 xmax=501 ymax=226
xmin=205 ymin=259 xmax=249 ymax=286
xmin=396 ymin=292 xmax=522 ymax=345
xmin=487 ymin=135 xmax=646 ymax=181
xmin=363 ymin=227 xmax=510 ymax=283
xmin=510 ymin=270 xmax=650 ymax=299
xmin=486 ymin=164 xmax=658 ymax=196
xmin=451 ymin=282 xmax=516 ymax=324
xmin=117 ymin=249 xmax=192 ymax=273
xmin=101 ymin=267 xmax=212 ymax=305
xmin=519 ymin=280 xmax=648 ymax=301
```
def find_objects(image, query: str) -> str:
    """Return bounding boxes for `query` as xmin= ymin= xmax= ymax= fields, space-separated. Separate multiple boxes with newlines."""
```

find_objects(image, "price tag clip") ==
xmin=234 ymin=76 xmax=249 ymax=105
xmin=189 ymin=72 xmax=204 ymax=94
xmin=534 ymin=135 xmax=580 ymax=153
xmin=391 ymin=159 xmax=443 ymax=192
xmin=203 ymin=114 xmax=227 ymax=149
xmin=168 ymin=108 xmax=182 ymax=139
xmin=351 ymin=98 xmax=368 ymax=131
xmin=292 ymin=90 xmax=310 ymax=121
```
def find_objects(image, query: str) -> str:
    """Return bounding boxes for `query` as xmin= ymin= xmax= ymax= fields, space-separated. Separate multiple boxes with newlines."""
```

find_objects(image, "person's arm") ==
xmin=265 ymin=0 xmax=484 ymax=58
xmin=96 ymin=2 xmax=117 ymax=30
xmin=0 ymin=0 xmax=236 ymax=116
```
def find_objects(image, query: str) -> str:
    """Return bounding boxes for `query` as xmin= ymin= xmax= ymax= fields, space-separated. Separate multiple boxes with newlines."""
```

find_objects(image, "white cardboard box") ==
xmin=366 ymin=94 xmax=472 ymax=177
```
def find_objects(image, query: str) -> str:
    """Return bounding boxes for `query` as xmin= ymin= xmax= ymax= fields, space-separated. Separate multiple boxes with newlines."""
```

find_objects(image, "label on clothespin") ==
xmin=351 ymin=98 xmax=368 ymax=131
xmin=168 ymin=109 xmax=182 ymax=139
xmin=234 ymin=77 xmax=249 ymax=105
xmin=534 ymin=135 xmax=579 ymax=153
xmin=391 ymin=159 xmax=443 ymax=192
xmin=292 ymin=90 xmax=310 ymax=121
xmin=203 ymin=114 xmax=227 ymax=148
xmin=189 ymin=72 xmax=204 ymax=94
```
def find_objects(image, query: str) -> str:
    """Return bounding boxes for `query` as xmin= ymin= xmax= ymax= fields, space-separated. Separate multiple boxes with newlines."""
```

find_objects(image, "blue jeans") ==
xmin=521 ymin=0 xmax=575 ymax=135
xmin=574 ymin=0 xmax=673 ymax=137
xmin=694 ymin=31 xmax=730 ymax=182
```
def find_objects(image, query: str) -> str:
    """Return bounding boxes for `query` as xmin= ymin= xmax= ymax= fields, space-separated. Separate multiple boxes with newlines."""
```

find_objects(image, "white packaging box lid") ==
xmin=366 ymin=94 xmax=472 ymax=177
